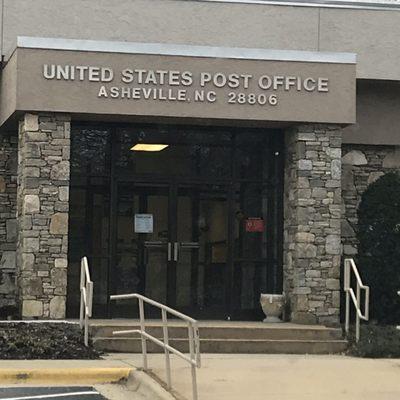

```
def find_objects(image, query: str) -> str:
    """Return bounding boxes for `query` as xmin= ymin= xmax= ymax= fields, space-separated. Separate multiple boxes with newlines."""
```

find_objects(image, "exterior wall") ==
xmin=9 ymin=113 xmax=398 ymax=323
xmin=1 ymin=0 xmax=400 ymax=81
xmin=341 ymin=144 xmax=400 ymax=257
xmin=1 ymin=2 xmax=399 ymax=145
xmin=284 ymin=124 xmax=341 ymax=326
xmin=343 ymin=81 xmax=400 ymax=146
xmin=2 ymin=44 xmax=355 ymax=128
xmin=0 ymin=133 xmax=17 ymax=317
xmin=319 ymin=7 xmax=400 ymax=81
xmin=16 ymin=113 xmax=70 ymax=319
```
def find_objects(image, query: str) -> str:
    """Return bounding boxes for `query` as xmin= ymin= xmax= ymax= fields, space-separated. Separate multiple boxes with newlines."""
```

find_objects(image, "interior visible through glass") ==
xmin=67 ymin=124 xmax=284 ymax=320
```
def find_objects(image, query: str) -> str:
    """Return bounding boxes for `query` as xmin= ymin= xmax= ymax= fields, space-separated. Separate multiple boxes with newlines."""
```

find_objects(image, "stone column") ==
xmin=17 ymin=113 xmax=71 ymax=319
xmin=0 ymin=133 xmax=18 ymax=316
xmin=283 ymin=124 xmax=341 ymax=326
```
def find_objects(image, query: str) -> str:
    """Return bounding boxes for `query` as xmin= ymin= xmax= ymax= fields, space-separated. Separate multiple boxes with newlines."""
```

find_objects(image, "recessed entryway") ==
xmin=67 ymin=124 xmax=284 ymax=320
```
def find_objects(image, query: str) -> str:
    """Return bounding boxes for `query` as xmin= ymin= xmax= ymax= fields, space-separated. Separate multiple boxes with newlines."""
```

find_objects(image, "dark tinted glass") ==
xmin=70 ymin=128 xmax=111 ymax=176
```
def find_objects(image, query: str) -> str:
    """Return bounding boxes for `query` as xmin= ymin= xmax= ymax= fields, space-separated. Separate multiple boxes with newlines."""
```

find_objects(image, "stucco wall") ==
xmin=0 ymin=0 xmax=400 ymax=81
xmin=343 ymin=81 xmax=400 ymax=146
xmin=0 ymin=0 xmax=398 ymax=145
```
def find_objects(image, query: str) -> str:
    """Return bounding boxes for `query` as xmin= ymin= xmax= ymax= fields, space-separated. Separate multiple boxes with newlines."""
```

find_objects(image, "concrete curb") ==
xmin=0 ymin=367 xmax=133 ymax=384
xmin=126 ymin=370 xmax=178 ymax=400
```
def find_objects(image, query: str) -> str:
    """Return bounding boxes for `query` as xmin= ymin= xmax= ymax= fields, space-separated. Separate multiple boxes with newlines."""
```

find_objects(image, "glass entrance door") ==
xmin=111 ymin=183 xmax=170 ymax=317
xmin=175 ymin=184 xmax=229 ymax=318
xmin=110 ymin=181 xmax=229 ymax=318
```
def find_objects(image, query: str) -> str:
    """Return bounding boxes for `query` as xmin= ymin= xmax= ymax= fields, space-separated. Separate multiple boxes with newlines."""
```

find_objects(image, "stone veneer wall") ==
xmin=284 ymin=124 xmax=342 ymax=326
xmin=17 ymin=113 xmax=71 ymax=319
xmin=0 ymin=133 xmax=18 ymax=316
xmin=341 ymin=144 xmax=400 ymax=257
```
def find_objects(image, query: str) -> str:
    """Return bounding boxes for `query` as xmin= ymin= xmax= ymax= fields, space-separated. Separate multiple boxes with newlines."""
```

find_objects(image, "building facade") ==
xmin=0 ymin=0 xmax=398 ymax=326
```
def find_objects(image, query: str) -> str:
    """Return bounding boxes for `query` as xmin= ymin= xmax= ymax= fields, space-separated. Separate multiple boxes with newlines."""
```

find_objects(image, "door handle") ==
xmin=180 ymin=242 xmax=200 ymax=249
xmin=144 ymin=241 xmax=166 ymax=247
xmin=174 ymin=242 xmax=179 ymax=262
xmin=167 ymin=242 xmax=172 ymax=261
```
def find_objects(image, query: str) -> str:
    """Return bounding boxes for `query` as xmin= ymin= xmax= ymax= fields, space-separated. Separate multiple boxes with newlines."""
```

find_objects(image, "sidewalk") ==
xmin=106 ymin=353 xmax=400 ymax=400
xmin=1 ymin=354 xmax=400 ymax=399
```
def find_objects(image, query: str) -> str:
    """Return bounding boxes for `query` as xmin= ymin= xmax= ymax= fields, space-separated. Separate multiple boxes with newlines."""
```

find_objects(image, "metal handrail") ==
xmin=110 ymin=293 xmax=201 ymax=400
xmin=344 ymin=258 xmax=370 ymax=342
xmin=397 ymin=291 xmax=400 ymax=331
xmin=79 ymin=256 xmax=93 ymax=347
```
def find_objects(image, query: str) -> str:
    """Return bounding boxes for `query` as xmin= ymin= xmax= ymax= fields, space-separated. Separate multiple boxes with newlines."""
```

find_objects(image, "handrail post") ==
xmin=79 ymin=261 xmax=84 ymax=329
xmin=194 ymin=323 xmax=201 ymax=368
xmin=162 ymin=309 xmax=172 ymax=389
xmin=344 ymin=259 xmax=350 ymax=335
xmin=84 ymin=307 xmax=89 ymax=346
xmin=110 ymin=293 xmax=200 ymax=400
xmin=356 ymin=282 xmax=361 ymax=342
xmin=88 ymin=281 xmax=93 ymax=318
xmin=365 ymin=286 xmax=370 ymax=321
xmin=343 ymin=258 xmax=369 ymax=343
xmin=188 ymin=322 xmax=198 ymax=400
xmin=139 ymin=298 xmax=148 ymax=370
xmin=397 ymin=291 xmax=400 ymax=331
xmin=79 ymin=256 xmax=93 ymax=347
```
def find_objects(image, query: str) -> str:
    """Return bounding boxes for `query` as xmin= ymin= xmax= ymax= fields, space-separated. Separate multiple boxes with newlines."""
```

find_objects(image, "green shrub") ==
xmin=347 ymin=324 xmax=400 ymax=358
xmin=357 ymin=172 xmax=400 ymax=325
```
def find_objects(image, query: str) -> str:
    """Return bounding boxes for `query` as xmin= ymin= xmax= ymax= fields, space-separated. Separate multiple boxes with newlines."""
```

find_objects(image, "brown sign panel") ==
xmin=0 ymin=40 xmax=356 ymax=126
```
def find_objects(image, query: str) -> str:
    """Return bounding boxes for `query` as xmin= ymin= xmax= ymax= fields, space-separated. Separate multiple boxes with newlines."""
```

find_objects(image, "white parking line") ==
xmin=1 ymin=391 xmax=99 ymax=400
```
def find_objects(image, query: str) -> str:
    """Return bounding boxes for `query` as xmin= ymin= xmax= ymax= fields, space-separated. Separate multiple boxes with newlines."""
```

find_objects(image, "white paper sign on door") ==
xmin=134 ymin=214 xmax=154 ymax=233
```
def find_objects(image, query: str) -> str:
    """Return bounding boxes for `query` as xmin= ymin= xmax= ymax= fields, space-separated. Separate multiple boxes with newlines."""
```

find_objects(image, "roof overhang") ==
xmin=0 ymin=36 xmax=357 ymax=128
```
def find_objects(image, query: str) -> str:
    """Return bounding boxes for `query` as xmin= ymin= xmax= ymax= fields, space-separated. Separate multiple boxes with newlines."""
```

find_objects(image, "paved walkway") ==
xmin=1 ymin=355 xmax=400 ymax=399
xmin=107 ymin=353 xmax=400 ymax=400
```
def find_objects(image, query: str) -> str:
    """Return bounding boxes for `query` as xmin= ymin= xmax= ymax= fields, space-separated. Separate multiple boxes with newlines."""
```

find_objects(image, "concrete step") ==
xmin=90 ymin=321 xmax=347 ymax=354
xmin=90 ymin=324 xmax=343 ymax=341
xmin=93 ymin=336 xmax=348 ymax=354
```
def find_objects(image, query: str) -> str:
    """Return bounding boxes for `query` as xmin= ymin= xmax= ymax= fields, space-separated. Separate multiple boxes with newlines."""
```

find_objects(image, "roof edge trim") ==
xmin=16 ymin=36 xmax=357 ymax=64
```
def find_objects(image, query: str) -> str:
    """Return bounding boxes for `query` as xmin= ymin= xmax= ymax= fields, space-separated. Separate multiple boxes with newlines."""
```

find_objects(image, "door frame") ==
xmin=108 ymin=176 xmax=234 ymax=319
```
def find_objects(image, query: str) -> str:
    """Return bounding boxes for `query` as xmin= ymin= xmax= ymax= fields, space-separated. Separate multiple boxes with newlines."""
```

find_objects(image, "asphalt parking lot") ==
xmin=0 ymin=387 xmax=106 ymax=400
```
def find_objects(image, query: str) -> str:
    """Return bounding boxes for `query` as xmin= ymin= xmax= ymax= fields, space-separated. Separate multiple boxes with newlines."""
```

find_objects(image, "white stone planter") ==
xmin=260 ymin=294 xmax=285 ymax=323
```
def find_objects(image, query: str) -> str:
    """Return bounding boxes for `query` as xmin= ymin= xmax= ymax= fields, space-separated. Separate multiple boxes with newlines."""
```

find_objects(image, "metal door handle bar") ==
xmin=174 ymin=242 xmax=179 ymax=261
xmin=180 ymin=242 xmax=200 ymax=249
xmin=167 ymin=242 xmax=172 ymax=261
xmin=144 ymin=241 xmax=167 ymax=248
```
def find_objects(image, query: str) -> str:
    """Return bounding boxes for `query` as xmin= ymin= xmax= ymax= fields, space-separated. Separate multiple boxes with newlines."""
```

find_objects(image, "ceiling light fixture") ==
xmin=130 ymin=144 xmax=169 ymax=152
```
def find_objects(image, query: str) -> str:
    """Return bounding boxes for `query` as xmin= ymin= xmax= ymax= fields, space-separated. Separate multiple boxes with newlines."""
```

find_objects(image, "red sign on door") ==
xmin=245 ymin=218 xmax=265 ymax=232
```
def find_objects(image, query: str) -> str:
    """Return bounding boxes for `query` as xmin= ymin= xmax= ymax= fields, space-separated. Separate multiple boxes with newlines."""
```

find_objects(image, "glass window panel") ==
xmin=234 ymin=183 xmax=269 ymax=260
xmin=115 ymin=127 xmax=232 ymax=179
xmin=67 ymin=123 xmax=284 ymax=319
xmin=66 ymin=255 xmax=109 ymax=318
xmin=67 ymin=178 xmax=110 ymax=317
xmin=235 ymin=262 xmax=266 ymax=312
xmin=177 ymin=185 xmax=228 ymax=315
xmin=70 ymin=128 xmax=111 ymax=176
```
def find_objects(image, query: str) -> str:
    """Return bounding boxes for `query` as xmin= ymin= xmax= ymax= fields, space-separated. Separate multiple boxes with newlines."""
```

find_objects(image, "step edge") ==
xmin=93 ymin=337 xmax=347 ymax=344
xmin=90 ymin=325 xmax=342 ymax=331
